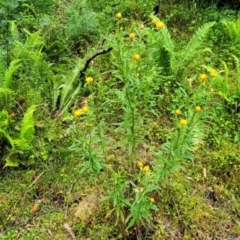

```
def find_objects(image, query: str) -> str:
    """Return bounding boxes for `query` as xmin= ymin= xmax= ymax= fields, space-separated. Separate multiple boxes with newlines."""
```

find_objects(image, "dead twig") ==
xmin=79 ymin=47 xmax=113 ymax=81
xmin=21 ymin=171 xmax=45 ymax=209
xmin=64 ymin=223 xmax=76 ymax=239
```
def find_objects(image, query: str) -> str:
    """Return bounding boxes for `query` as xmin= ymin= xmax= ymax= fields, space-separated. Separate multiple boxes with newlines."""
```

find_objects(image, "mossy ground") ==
xmin=1 ymin=140 xmax=240 ymax=239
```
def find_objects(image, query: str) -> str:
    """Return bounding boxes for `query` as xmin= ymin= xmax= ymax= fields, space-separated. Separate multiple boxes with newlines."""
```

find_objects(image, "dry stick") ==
xmin=21 ymin=171 xmax=46 ymax=209
xmin=79 ymin=47 xmax=113 ymax=82
xmin=156 ymin=0 xmax=161 ymax=15
xmin=63 ymin=223 xmax=76 ymax=239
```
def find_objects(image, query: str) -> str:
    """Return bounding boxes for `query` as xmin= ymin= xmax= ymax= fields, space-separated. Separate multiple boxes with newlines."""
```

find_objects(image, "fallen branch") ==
xmin=79 ymin=46 xmax=113 ymax=81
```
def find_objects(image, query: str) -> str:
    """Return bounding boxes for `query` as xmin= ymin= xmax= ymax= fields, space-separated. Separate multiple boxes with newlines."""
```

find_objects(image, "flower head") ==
xmin=137 ymin=161 xmax=143 ymax=168
xmin=199 ymin=73 xmax=207 ymax=81
xmin=175 ymin=109 xmax=181 ymax=116
xmin=143 ymin=165 xmax=150 ymax=172
xmin=156 ymin=21 xmax=165 ymax=29
xmin=195 ymin=106 xmax=201 ymax=112
xmin=116 ymin=12 xmax=122 ymax=19
xmin=180 ymin=118 xmax=188 ymax=125
xmin=73 ymin=109 xmax=82 ymax=117
xmin=133 ymin=54 xmax=141 ymax=60
xmin=150 ymin=198 xmax=155 ymax=203
xmin=129 ymin=32 xmax=136 ymax=40
xmin=210 ymin=69 xmax=217 ymax=77
xmin=82 ymin=105 xmax=89 ymax=113
xmin=85 ymin=76 xmax=93 ymax=84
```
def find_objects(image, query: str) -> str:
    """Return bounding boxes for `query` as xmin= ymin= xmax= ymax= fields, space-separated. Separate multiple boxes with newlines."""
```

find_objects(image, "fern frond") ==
xmin=4 ymin=59 xmax=21 ymax=89
xmin=14 ymin=138 xmax=31 ymax=150
xmin=23 ymin=29 xmax=44 ymax=50
xmin=0 ymin=109 xmax=9 ymax=129
xmin=0 ymin=129 xmax=15 ymax=147
xmin=20 ymin=105 xmax=37 ymax=143
xmin=59 ymin=59 xmax=84 ymax=111
xmin=148 ymin=27 xmax=175 ymax=75
xmin=0 ymin=88 xmax=12 ymax=110
xmin=158 ymin=28 xmax=175 ymax=75
xmin=222 ymin=20 xmax=236 ymax=42
xmin=175 ymin=22 xmax=215 ymax=78
xmin=222 ymin=18 xmax=240 ymax=43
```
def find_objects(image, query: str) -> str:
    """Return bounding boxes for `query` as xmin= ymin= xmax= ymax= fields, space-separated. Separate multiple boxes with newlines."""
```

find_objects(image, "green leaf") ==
xmin=4 ymin=157 xmax=19 ymax=167
xmin=20 ymin=105 xmax=37 ymax=142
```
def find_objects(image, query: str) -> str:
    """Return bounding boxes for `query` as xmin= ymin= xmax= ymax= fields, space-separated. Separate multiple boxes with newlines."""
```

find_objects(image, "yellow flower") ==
xmin=180 ymin=118 xmax=188 ymax=125
xmin=151 ymin=19 xmax=157 ymax=24
xmin=150 ymin=198 xmax=155 ymax=203
xmin=210 ymin=69 xmax=217 ymax=77
xmin=195 ymin=106 xmax=201 ymax=112
xmin=129 ymin=33 xmax=136 ymax=39
xmin=143 ymin=165 xmax=150 ymax=172
xmin=73 ymin=109 xmax=82 ymax=117
xmin=137 ymin=161 xmax=143 ymax=168
xmin=156 ymin=21 xmax=165 ymax=29
xmin=133 ymin=54 xmax=141 ymax=60
xmin=85 ymin=76 xmax=93 ymax=84
xmin=116 ymin=12 xmax=122 ymax=19
xmin=175 ymin=109 xmax=181 ymax=116
xmin=199 ymin=73 xmax=207 ymax=81
xmin=82 ymin=105 xmax=89 ymax=113
xmin=136 ymin=73 xmax=140 ymax=77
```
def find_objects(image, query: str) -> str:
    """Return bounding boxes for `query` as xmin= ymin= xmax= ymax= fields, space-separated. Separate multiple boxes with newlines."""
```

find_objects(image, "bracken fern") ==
xmin=175 ymin=21 xmax=215 ymax=78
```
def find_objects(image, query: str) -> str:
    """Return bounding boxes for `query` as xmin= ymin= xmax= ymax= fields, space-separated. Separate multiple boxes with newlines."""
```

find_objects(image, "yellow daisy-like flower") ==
xmin=175 ymin=109 xmax=181 ymax=116
xmin=73 ymin=109 xmax=82 ymax=117
xmin=199 ymin=73 xmax=207 ymax=81
xmin=150 ymin=198 xmax=155 ymax=203
xmin=129 ymin=33 xmax=136 ymax=39
xmin=143 ymin=165 xmax=150 ymax=172
xmin=137 ymin=161 xmax=143 ymax=168
xmin=133 ymin=54 xmax=141 ymax=60
xmin=195 ymin=106 xmax=201 ymax=112
xmin=152 ymin=19 xmax=157 ymax=24
xmin=180 ymin=118 xmax=188 ymax=125
xmin=116 ymin=12 xmax=122 ymax=19
xmin=156 ymin=21 xmax=165 ymax=29
xmin=82 ymin=105 xmax=89 ymax=113
xmin=85 ymin=76 xmax=93 ymax=84
xmin=210 ymin=69 xmax=217 ymax=77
